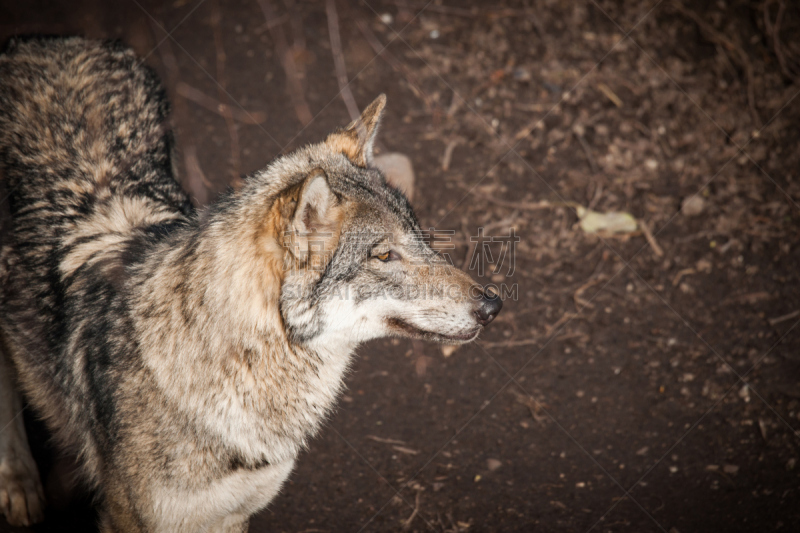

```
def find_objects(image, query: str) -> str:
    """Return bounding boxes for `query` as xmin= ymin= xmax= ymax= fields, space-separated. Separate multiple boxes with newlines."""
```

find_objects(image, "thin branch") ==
xmin=639 ymin=219 xmax=665 ymax=257
xmin=402 ymin=490 xmax=421 ymax=530
xmin=210 ymin=0 xmax=242 ymax=184
xmin=356 ymin=18 xmax=434 ymax=113
xmin=150 ymin=19 xmax=209 ymax=206
xmin=258 ymin=0 xmax=313 ymax=125
xmin=671 ymin=2 xmax=761 ymax=127
xmin=175 ymin=82 xmax=267 ymax=124
xmin=326 ymin=0 xmax=361 ymax=123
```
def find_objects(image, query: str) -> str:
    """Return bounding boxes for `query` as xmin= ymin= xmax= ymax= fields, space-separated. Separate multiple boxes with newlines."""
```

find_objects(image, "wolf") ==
xmin=0 ymin=37 xmax=502 ymax=531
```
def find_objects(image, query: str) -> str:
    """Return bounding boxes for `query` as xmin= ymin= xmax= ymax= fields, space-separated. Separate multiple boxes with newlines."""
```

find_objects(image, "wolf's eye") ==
xmin=372 ymin=249 xmax=401 ymax=262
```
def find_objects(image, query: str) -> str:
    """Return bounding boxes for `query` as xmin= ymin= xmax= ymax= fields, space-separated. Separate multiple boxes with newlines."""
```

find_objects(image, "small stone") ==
xmin=487 ymin=459 xmax=502 ymax=471
xmin=723 ymin=464 xmax=739 ymax=475
xmin=739 ymin=384 xmax=751 ymax=402
xmin=441 ymin=345 xmax=458 ymax=358
xmin=636 ymin=446 xmax=649 ymax=456
xmin=513 ymin=67 xmax=531 ymax=81
xmin=681 ymin=195 xmax=706 ymax=217
xmin=696 ymin=258 xmax=713 ymax=272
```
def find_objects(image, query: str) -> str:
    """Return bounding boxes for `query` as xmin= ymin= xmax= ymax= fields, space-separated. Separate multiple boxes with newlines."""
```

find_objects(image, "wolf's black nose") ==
xmin=475 ymin=291 xmax=503 ymax=326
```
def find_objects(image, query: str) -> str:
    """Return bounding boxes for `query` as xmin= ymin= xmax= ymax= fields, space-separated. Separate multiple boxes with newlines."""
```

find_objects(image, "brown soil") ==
xmin=2 ymin=0 xmax=799 ymax=532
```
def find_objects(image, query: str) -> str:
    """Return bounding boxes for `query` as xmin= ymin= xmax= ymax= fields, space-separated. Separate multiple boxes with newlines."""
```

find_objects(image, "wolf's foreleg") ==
xmin=0 ymin=338 xmax=45 ymax=526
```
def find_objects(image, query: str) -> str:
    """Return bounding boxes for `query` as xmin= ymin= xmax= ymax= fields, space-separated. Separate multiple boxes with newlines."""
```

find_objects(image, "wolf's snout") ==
xmin=475 ymin=291 xmax=503 ymax=326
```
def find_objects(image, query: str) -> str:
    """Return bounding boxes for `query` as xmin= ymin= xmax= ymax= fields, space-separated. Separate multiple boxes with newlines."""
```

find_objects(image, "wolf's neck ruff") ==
xmin=129 ymin=183 xmax=354 ymax=464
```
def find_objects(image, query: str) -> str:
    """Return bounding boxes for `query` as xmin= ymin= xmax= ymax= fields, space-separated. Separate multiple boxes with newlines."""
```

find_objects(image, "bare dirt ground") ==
xmin=2 ymin=0 xmax=800 ymax=532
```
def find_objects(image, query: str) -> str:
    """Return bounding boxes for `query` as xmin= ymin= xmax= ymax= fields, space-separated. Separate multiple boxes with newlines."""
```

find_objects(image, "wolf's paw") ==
xmin=0 ymin=447 xmax=45 ymax=526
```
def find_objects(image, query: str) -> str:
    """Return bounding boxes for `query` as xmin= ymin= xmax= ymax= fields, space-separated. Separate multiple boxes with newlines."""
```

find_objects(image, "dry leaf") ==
xmin=441 ymin=345 xmax=458 ymax=357
xmin=576 ymin=206 xmax=638 ymax=234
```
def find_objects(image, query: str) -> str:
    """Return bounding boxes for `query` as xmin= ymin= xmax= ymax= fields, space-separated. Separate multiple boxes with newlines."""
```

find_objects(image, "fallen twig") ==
xmin=484 ymin=196 xmax=554 ymax=211
xmin=544 ymin=311 xmax=580 ymax=337
xmin=723 ymin=291 xmax=772 ymax=305
xmin=481 ymin=338 xmax=540 ymax=348
xmin=511 ymin=390 xmax=548 ymax=424
xmin=573 ymin=276 xmax=604 ymax=311
xmin=769 ymin=310 xmax=800 ymax=326
xmin=573 ymin=129 xmax=599 ymax=174
xmin=764 ymin=0 xmax=799 ymax=82
xmin=366 ymin=435 xmax=406 ymax=445
xmin=672 ymin=268 xmax=695 ymax=287
xmin=388 ymin=1 xmax=530 ymax=19
xmin=587 ymin=182 xmax=603 ymax=211
xmin=402 ymin=490 xmax=421 ymax=530
xmin=513 ymin=113 xmax=545 ymax=141
xmin=441 ymin=139 xmax=460 ymax=171
xmin=175 ymin=83 xmax=267 ymax=124
xmin=639 ymin=219 xmax=664 ymax=257
xmin=393 ymin=445 xmax=420 ymax=455
xmin=446 ymin=91 xmax=466 ymax=119
xmin=596 ymin=82 xmax=623 ymax=108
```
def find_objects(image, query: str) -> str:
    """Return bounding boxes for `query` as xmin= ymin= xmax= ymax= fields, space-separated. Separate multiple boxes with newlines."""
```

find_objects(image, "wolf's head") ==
xmin=244 ymin=96 xmax=501 ymax=353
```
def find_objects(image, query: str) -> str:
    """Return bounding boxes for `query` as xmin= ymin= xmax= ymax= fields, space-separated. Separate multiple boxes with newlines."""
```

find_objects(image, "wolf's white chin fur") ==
xmin=309 ymin=294 xmax=481 ymax=349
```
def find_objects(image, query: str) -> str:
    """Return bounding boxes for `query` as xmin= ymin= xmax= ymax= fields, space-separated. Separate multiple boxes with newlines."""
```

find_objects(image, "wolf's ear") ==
xmin=326 ymin=94 xmax=387 ymax=167
xmin=292 ymin=170 xmax=337 ymax=234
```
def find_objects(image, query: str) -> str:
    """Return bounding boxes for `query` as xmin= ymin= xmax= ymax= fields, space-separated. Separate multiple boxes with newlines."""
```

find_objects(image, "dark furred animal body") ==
xmin=0 ymin=37 xmax=500 ymax=531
